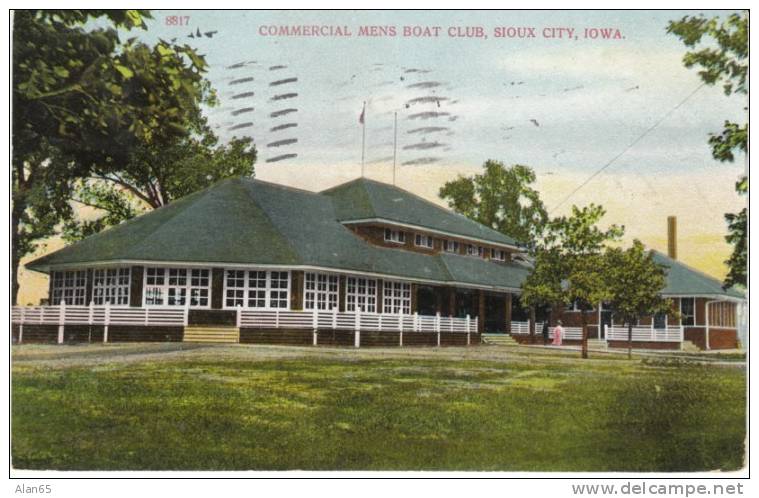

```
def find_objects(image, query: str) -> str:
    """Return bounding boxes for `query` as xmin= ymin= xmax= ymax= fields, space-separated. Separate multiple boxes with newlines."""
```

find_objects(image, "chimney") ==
xmin=667 ymin=216 xmax=677 ymax=260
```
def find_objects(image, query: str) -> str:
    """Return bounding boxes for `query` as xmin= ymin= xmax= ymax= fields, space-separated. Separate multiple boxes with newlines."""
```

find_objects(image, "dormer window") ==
xmin=491 ymin=248 xmax=507 ymax=262
xmin=384 ymin=228 xmax=406 ymax=244
xmin=466 ymin=244 xmax=484 ymax=257
xmin=414 ymin=233 xmax=434 ymax=249
xmin=443 ymin=240 xmax=460 ymax=253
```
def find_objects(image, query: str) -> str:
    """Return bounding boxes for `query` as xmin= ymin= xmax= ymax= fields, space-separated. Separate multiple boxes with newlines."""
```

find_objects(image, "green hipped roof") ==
xmin=27 ymin=178 xmax=526 ymax=291
xmin=652 ymin=251 xmax=745 ymax=300
xmin=322 ymin=178 xmax=520 ymax=248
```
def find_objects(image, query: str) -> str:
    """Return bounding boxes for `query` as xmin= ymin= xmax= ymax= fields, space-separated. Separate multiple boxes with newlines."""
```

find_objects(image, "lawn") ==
xmin=11 ymin=343 xmax=746 ymax=471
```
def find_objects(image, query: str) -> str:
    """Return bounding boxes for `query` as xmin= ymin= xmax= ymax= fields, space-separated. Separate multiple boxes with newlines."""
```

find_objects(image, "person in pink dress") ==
xmin=552 ymin=320 xmax=564 ymax=346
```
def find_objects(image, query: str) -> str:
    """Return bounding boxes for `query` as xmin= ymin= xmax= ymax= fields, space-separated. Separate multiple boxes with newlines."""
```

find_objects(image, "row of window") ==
xmin=48 ymin=268 xmax=413 ymax=314
xmin=384 ymin=228 xmax=508 ymax=261
xmin=46 ymin=269 xmax=700 ymax=324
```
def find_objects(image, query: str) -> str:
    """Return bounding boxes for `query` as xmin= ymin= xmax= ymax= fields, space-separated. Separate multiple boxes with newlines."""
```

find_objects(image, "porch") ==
xmin=11 ymin=302 xmax=480 ymax=348
xmin=509 ymin=320 xmax=686 ymax=350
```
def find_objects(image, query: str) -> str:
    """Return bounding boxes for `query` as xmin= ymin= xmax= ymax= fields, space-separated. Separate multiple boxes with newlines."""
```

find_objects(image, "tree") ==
xmin=439 ymin=160 xmax=548 ymax=247
xmin=12 ymin=10 xmax=213 ymax=303
xmin=667 ymin=12 xmax=748 ymax=288
xmin=604 ymin=240 xmax=673 ymax=359
xmin=522 ymin=204 xmax=623 ymax=358
xmin=62 ymin=123 xmax=256 ymax=241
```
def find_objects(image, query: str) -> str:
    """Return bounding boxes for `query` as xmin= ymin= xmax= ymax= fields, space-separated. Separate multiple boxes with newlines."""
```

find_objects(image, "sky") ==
xmin=16 ymin=9 xmax=748 ymax=304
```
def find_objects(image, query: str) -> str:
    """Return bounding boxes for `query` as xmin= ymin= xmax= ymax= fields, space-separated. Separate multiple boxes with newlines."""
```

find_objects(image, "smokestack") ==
xmin=667 ymin=216 xmax=677 ymax=260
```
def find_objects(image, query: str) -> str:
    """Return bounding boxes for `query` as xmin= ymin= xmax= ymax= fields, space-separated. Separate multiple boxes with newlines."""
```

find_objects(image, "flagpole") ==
xmin=361 ymin=101 xmax=366 ymax=177
xmin=392 ymin=111 xmax=397 ymax=186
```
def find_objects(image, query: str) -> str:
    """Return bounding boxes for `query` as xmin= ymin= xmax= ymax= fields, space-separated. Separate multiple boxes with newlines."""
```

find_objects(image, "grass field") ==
xmin=11 ymin=343 xmax=746 ymax=472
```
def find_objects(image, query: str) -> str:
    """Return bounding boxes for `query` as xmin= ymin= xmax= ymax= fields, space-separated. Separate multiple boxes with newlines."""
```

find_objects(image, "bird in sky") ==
xmin=529 ymin=119 xmax=540 ymax=127
xmin=204 ymin=30 xmax=218 ymax=38
xmin=625 ymin=85 xmax=640 ymax=92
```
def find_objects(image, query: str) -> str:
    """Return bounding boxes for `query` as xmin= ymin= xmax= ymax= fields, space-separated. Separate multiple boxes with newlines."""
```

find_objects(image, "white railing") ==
xmin=605 ymin=325 xmax=683 ymax=343
xmin=510 ymin=320 xmax=531 ymax=335
xmin=12 ymin=304 xmax=478 ymax=347
xmin=237 ymin=307 xmax=477 ymax=334
xmin=12 ymin=302 xmax=187 ymax=327
xmin=532 ymin=323 xmax=584 ymax=340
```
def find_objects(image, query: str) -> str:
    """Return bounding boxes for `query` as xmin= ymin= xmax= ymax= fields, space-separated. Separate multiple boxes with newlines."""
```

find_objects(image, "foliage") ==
xmin=667 ymin=11 xmax=748 ymax=288
xmin=605 ymin=240 xmax=673 ymax=357
xmin=439 ymin=160 xmax=548 ymax=247
xmin=62 ymin=127 xmax=256 ymax=241
xmin=11 ymin=344 xmax=746 ymax=471
xmin=12 ymin=10 xmax=214 ymax=303
xmin=522 ymin=204 xmax=623 ymax=358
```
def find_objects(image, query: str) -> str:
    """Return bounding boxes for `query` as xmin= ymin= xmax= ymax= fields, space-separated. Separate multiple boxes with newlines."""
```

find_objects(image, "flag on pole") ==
xmin=359 ymin=103 xmax=365 ymax=125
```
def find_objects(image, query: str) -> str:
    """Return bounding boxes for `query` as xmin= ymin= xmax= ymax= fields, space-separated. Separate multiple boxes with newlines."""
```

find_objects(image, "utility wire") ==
xmin=549 ymin=82 xmax=706 ymax=214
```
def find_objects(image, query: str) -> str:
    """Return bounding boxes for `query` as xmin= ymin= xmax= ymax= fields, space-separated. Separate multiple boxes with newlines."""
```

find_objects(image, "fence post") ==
xmin=312 ymin=308 xmax=318 ymax=346
xmin=414 ymin=312 xmax=419 ymax=332
xmin=18 ymin=307 xmax=25 ymax=344
xmin=332 ymin=306 xmax=337 ymax=330
xmin=57 ymin=300 xmax=66 ymax=344
xmin=436 ymin=312 xmax=441 ymax=347
xmin=354 ymin=307 xmax=361 ymax=348
xmin=236 ymin=304 xmax=242 ymax=328
xmin=466 ymin=314 xmax=471 ymax=333
xmin=103 ymin=301 xmax=110 ymax=343
xmin=184 ymin=299 xmax=190 ymax=327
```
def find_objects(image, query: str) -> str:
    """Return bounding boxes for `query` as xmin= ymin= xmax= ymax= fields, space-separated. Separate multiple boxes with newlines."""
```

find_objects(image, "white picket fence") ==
xmin=510 ymin=320 xmax=531 ymax=335
xmin=12 ymin=303 xmax=478 ymax=345
xmin=237 ymin=308 xmax=476 ymax=334
xmin=12 ymin=302 xmax=188 ymax=327
xmin=511 ymin=321 xmax=583 ymax=340
xmin=605 ymin=325 xmax=683 ymax=343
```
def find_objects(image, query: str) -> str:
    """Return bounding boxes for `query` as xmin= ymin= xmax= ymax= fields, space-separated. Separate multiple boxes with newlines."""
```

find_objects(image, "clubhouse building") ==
xmin=12 ymin=177 xmax=744 ymax=350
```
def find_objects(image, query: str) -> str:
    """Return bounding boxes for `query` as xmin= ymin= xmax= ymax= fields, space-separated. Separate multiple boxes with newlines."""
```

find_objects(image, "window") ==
xmin=491 ymin=248 xmax=507 ymax=261
xmin=383 ymin=280 xmax=411 ymax=314
xmin=384 ymin=228 xmax=406 ymax=244
xmin=414 ymin=233 xmax=434 ymax=249
xmin=50 ymin=270 xmax=87 ymax=305
xmin=346 ymin=277 xmax=377 ymax=312
xmin=654 ymin=312 xmax=667 ymax=329
xmin=680 ymin=297 xmax=695 ymax=326
xmin=92 ymin=268 xmax=130 ymax=305
xmin=224 ymin=270 xmax=290 ymax=309
xmin=304 ymin=272 xmax=339 ymax=310
xmin=443 ymin=240 xmax=460 ymax=253
xmin=466 ymin=244 xmax=484 ymax=257
xmin=144 ymin=267 xmax=210 ymax=307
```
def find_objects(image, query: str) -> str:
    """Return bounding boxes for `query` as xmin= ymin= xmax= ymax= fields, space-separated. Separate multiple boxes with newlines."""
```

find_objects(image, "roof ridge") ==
xmin=120 ymin=183 xmax=224 ymax=259
xmin=239 ymin=180 xmax=304 ymax=264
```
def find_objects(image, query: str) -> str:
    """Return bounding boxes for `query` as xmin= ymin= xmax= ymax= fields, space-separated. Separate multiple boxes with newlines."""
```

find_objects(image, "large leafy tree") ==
xmin=522 ymin=204 xmax=623 ymax=358
xmin=604 ymin=241 xmax=673 ymax=359
xmin=439 ymin=160 xmax=548 ymax=247
xmin=12 ymin=10 xmax=214 ymax=303
xmin=667 ymin=12 xmax=748 ymax=288
xmin=62 ymin=124 xmax=256 ymax=241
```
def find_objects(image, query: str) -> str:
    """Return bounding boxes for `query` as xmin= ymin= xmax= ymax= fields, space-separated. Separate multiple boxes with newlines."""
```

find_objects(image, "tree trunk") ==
xmin=627 ymin=321 xmax=633 ymax=359
xmin=11 ymin=198 xmax=25 ymax=305
xmin=529 ymin=306 xmax=536 ymax=344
